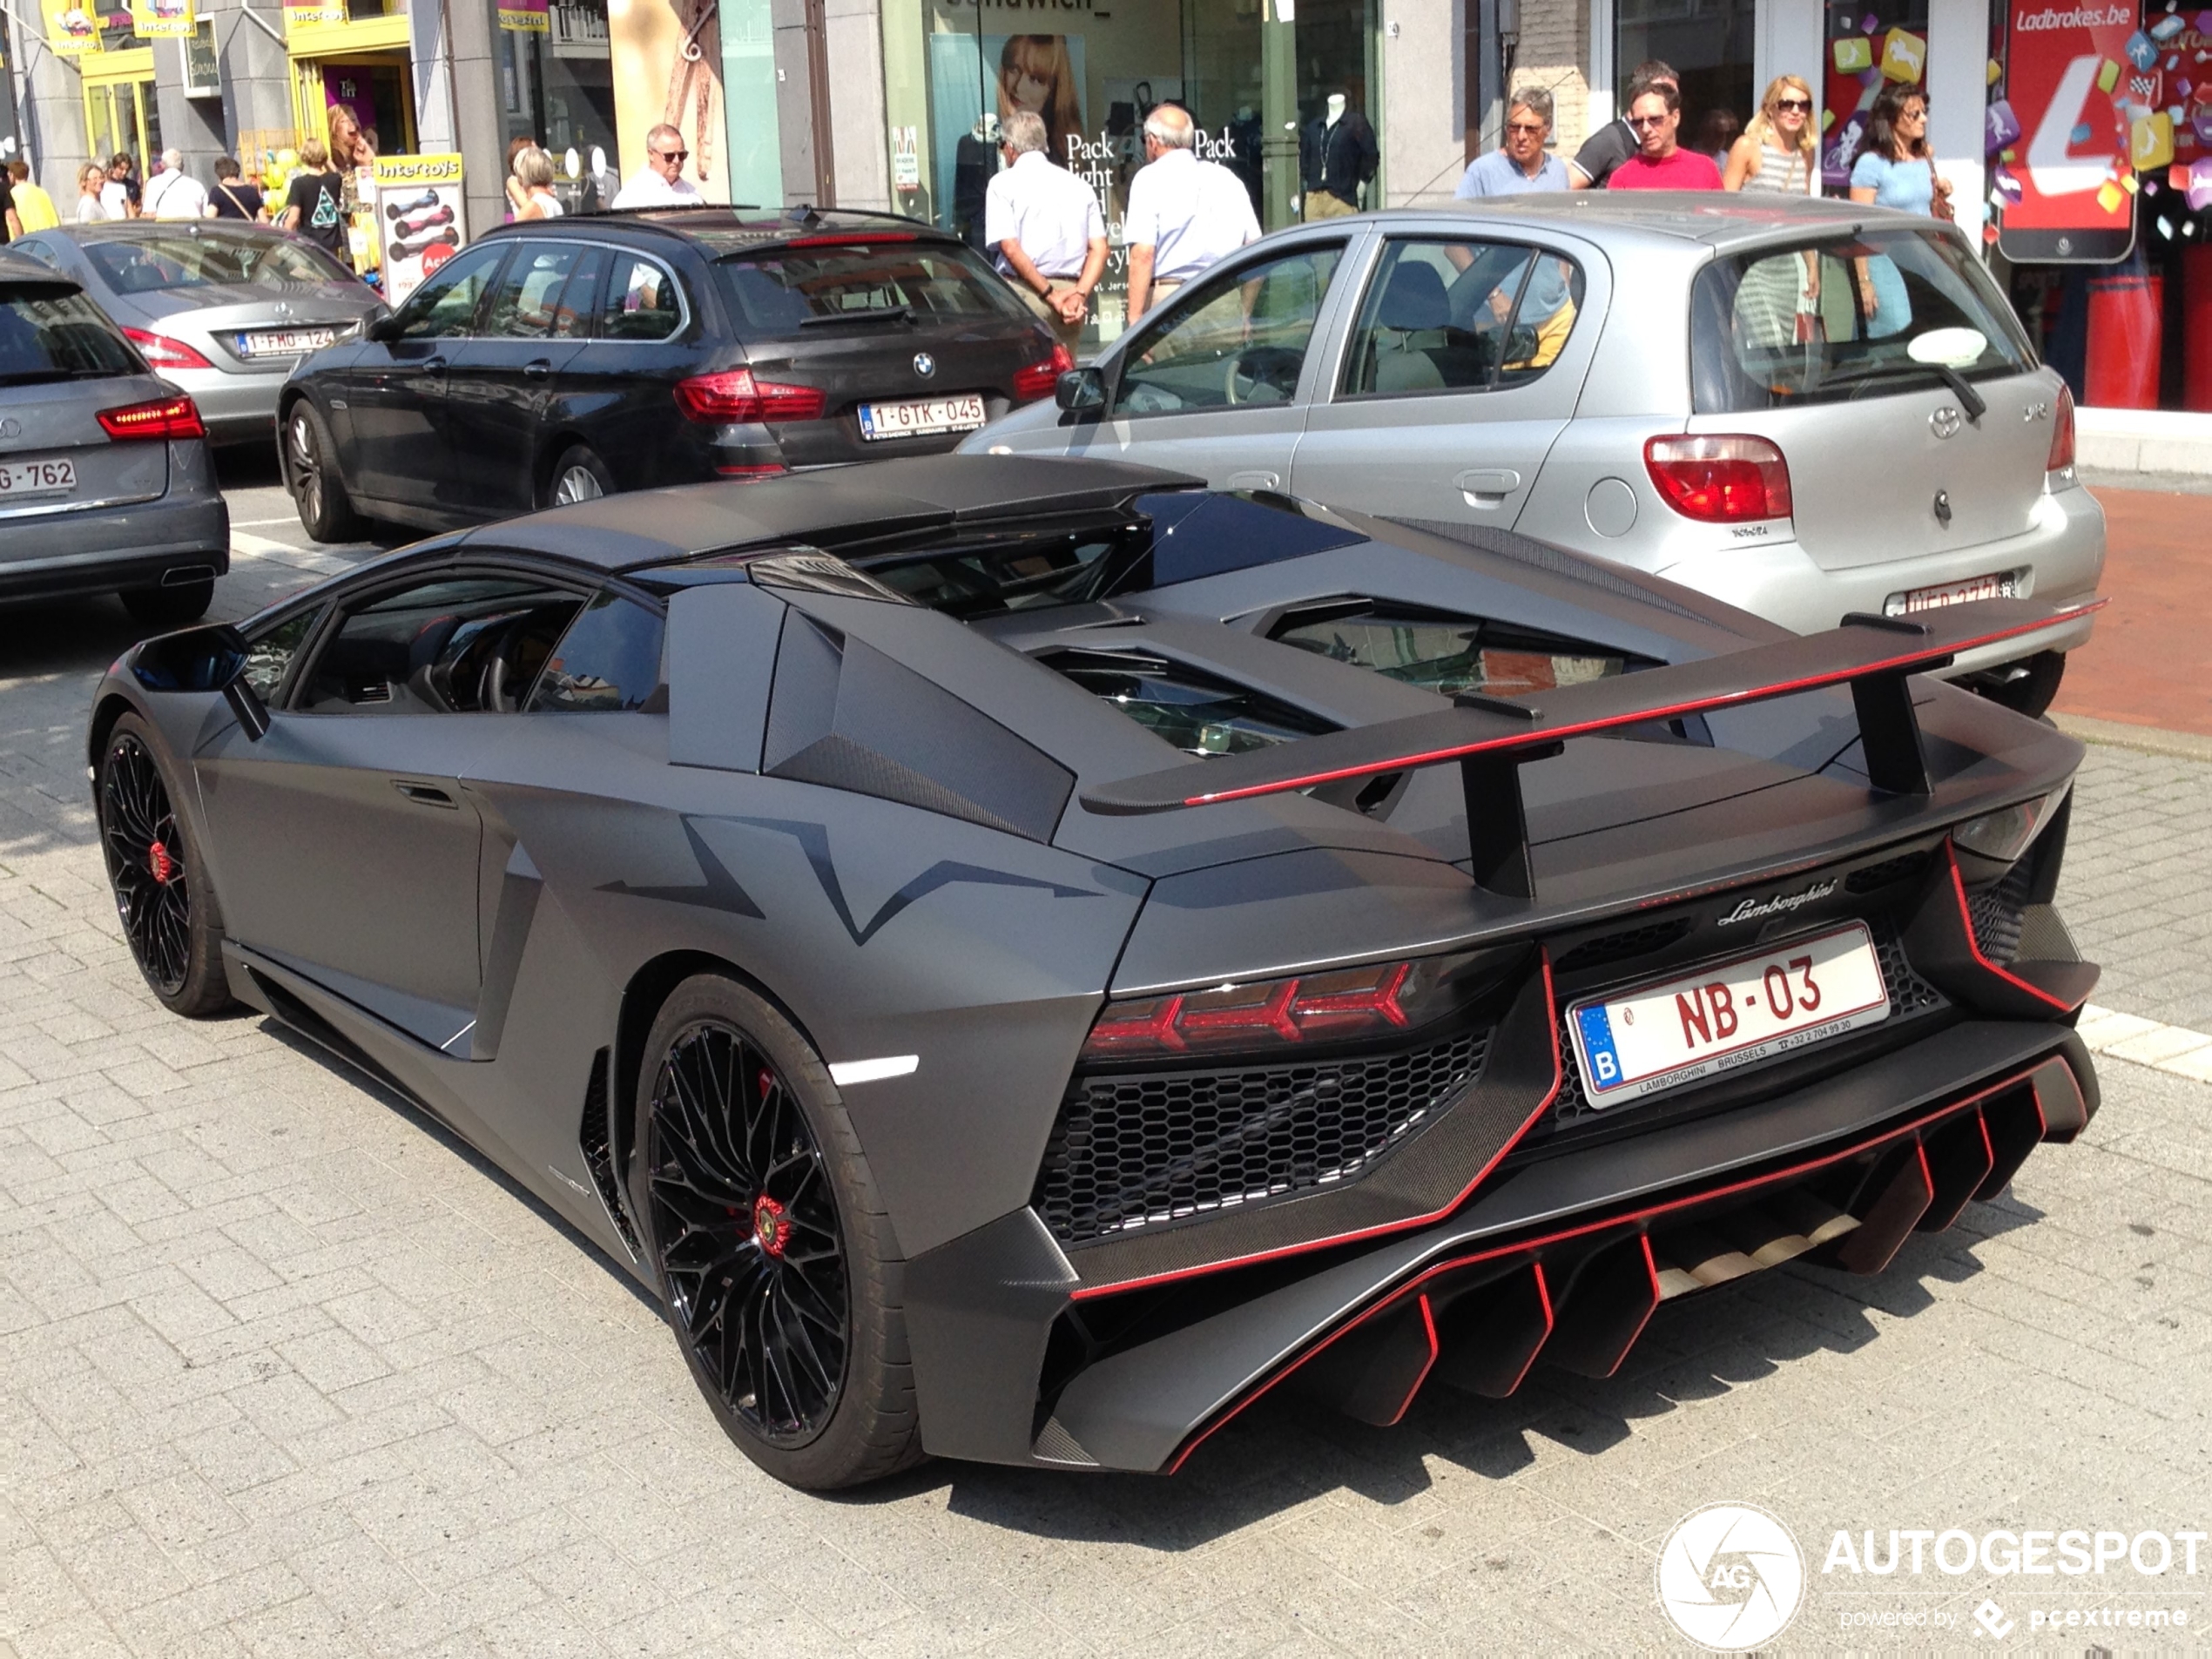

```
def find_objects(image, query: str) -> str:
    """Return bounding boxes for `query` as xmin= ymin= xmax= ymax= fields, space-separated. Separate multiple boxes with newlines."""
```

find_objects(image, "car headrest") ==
xmin=1377 ymin=260 xmax=1449 ymax=332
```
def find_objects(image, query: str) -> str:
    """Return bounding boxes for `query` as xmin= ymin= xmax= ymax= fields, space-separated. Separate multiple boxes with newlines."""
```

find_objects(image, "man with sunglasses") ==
xmin=613 ymin=124 xmax=705 ymax=209
xmin=1605 ymin=78 xmax=1723 ymax=191
xmin=1569 ymin=59 xmax=1678 ymax=188
xmin=1456 ymin=87 xmax=1569 ymax=198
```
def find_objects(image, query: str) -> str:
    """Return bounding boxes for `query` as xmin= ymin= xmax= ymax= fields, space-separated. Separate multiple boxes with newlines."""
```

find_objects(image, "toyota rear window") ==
xmin=1690 ymin=227 xmax=2035 ymax=413
xmin=0 ymin=284 xmax=141 ymax=383
xmin=714 ymin=239 xmax=1030 ymax=335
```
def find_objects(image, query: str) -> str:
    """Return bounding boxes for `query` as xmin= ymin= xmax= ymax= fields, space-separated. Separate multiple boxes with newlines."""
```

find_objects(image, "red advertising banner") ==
xmin=1989 ymin=0 xmax=2141 ymax=261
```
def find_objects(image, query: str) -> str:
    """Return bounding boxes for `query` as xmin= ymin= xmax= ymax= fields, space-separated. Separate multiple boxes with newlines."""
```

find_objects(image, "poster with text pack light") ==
xmin=374 ymin=155 xmax=466 ymax=307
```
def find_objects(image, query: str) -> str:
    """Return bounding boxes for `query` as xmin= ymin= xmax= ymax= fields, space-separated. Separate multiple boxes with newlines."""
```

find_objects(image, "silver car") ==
xmin=965 ymin=195 xmax=2101 ymax=715
xmin=0 ymin=248 xmax=230 ymax=625
xmin=10 ymin=221 xmax=384 ymax=448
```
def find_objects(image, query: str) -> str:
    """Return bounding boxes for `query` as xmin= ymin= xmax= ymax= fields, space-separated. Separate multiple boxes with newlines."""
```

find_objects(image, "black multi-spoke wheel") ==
xmin=98 ymin=716 xmax=231 ymax=1015
xmin=637 ymin=974 xmax=921 ymax=1488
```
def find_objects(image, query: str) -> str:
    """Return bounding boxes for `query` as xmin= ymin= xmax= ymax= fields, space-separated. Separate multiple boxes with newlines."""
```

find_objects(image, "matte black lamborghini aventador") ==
xmin=91 ymin=455 xmax=2103 ymax=1488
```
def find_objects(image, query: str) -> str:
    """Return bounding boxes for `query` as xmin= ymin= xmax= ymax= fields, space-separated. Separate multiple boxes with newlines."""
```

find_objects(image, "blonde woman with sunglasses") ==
xmin=1723 ymin=76 xmax=1818 ymax=194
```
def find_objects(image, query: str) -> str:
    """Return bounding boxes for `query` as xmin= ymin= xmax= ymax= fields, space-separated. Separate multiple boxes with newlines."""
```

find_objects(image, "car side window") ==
xmin=1340 ymin=238 xmax=1585 ymax=399
xmin=599 ymin=253 xmax=685 ymax=341
xmin=525 ymin=591 xmax=666 ymax=713
xmin=391 ymin=244 xmax=508 ymax=341
xmin=484 ymin=244 xmax=583 ymax=340
xmin=1114 ymin=242 xmax=1345 ymax=417
xmin=550 ymin=246 xmax=608 ymax=340
xmin=293 ymin=575 xmax=586 ymax=715
xmin=240 ymin=606 xmax=322 ymax=702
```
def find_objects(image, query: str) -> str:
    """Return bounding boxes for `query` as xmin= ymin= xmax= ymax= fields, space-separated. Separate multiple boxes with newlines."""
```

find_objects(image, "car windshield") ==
xmin=1690 ymin=227 xmax=2036 ymax=413
xmin=0 ymin=283 xmax=141 ymax=384
xmin=713 ymin=238 xmax=1028 ymax=335
xmin=84 ymin=232 xmax=354 ymax=295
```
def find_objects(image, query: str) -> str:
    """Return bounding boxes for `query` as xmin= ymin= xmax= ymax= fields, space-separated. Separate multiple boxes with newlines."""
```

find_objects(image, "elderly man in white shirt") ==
xmin=1122 ymin=103 xmax=1261 ymax=320
xmin=143 ymin=151 xmax=210 ymax=220
xmin=612 ymin=124 xmax=706 ymax=209
xmin=982 ymin=110 xmax=1106 ymax=352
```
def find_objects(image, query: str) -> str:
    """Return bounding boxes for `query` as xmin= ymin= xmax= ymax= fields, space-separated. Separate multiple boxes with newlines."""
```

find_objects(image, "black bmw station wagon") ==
xmin=277 ymin=207 xmax=1072 ymax=540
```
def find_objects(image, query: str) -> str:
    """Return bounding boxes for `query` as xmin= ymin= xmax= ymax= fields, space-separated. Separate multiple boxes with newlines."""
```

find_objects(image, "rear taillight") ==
xmin=1012 ymin=341 xmax=1076 ymax=403
xmin=715 ymin=463 xmax=789 ymax=481
xmin=2047 ymin=384 xmax=2075 ymax=472
xmin=98 ymin=395 xmax=206 ymax=442
xmin=121 ymin=327 xmax=214 ymax=372
xmin=673 ymin=368 xmax=827 ymax=424
xmin=1080 ymin=951 xmax=1489 ymax=1062
xmin=1643 ymin=434 xmax=1794 ymax=523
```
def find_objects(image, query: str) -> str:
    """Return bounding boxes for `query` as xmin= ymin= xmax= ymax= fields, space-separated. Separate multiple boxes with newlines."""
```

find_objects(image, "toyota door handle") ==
xmin=1226 ymin=469 xmax=1280 ymax=490
xmin=523 ymin=361 xmax=551 ymax=380
xmin=1454 ymin=467 xmax=1521 ymax=508
xmin=392 ymin=780 xmax=456 ymax=808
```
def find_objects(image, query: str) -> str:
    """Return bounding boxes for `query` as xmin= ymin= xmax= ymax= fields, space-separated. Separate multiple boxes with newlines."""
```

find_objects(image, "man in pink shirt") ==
xmin=1606 ymin=79 xmax=1723 ymax=191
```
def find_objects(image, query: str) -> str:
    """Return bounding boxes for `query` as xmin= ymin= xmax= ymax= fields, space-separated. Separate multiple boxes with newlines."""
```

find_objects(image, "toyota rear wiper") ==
xmin=799 ymin=305 xmax=914 ymax=327
xmin=1817 ymin=359 xmax=1986 ymax=422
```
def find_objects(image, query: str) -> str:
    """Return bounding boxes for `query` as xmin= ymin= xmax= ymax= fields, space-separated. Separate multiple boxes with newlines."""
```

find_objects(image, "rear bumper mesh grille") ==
xmin=1037 ymin=1028 xmax=1491 ymax=1246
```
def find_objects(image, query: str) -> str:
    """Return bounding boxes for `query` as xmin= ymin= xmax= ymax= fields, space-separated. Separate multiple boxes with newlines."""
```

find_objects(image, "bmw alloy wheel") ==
xmin=552 ymin=464 xmax=604 ymax=505
xmin=646 ymin=1020 xmax=849 ymax=1446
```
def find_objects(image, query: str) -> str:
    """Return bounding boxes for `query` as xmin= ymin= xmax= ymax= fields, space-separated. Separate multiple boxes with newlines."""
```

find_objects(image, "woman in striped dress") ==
xmin=1723 ymin=77 xmax=1821 ymax=347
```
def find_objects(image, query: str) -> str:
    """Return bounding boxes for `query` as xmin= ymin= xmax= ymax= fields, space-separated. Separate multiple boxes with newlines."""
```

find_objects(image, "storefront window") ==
xmin=879 ymin=0 xmax=1375 ymax=353
xmin=499 ymin=0 xmax=622 ymax=211
xmin=1819 ymin=0 xmax=1928 ymax=190
xmin=1619 ymin=0 xmax=1757 ymax=165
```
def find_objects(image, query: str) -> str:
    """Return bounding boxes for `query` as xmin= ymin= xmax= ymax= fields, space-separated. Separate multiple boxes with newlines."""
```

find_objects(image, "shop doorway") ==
xmin=83 ymin=77 xmax=161 ymax=173
xmin=505 ymin=2 xmax=624 ymax=212
xmin=313 ymin=57 xmax=415 ymax=156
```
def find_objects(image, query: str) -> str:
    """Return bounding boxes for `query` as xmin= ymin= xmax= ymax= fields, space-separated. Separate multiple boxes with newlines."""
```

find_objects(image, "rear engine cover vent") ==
xmin=1554 ymin=917 xmax=1696 ymax=975
xmin=1036 ymin=1028 xmax=1489 ymax=1244
xmin=1037 ymin=646 xmax=1335 ymax=758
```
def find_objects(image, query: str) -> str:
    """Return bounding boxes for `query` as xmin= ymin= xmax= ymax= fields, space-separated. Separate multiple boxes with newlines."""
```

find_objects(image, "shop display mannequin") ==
xmin=954 ymin=114 xmax=1000 ymax=248
xmin=1301 ymin=91 xmax=1377 ymax=220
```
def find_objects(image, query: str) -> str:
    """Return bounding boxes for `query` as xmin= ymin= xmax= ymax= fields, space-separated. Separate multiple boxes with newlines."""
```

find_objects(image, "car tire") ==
xmin=121 ymin=577 xmax=214 ymax=629
xmin=544 ymin=444 xmax=614 ymax=508
xmin=98 ymin=713 xmax=233 ymax=1018
xmin=285 ymin=401 xmax=365 ymax=543
xmin=636 ymin=973 xmax=923 ymax=1490
xmin=1977 ymin=651 xmax=2066 ymax=719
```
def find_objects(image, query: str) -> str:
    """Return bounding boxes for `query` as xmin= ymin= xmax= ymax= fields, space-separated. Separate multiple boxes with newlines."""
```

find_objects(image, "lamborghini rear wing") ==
xmin=1078 ymin=597 xmax=2103 ymax=897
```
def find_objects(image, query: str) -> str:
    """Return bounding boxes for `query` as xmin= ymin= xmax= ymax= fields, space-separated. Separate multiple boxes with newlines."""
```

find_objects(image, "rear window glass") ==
xmin=714 ymin=239 xmax=1028 ymax=335
xmin=1269 ymin=601 xmax=1653 ymax=698
xmin=0 ymin=285 xmax=141 ymax=382
xmin=84 ymin=233 xmax=354 ymax=294
xmin=1038 ymin=647 xmax=1337 ymax=756
xmin=1691 ymin=228 xmax=2035 ymax=413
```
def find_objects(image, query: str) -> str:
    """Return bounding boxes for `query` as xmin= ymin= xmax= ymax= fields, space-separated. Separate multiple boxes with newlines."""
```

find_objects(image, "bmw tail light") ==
xmin=121 ymin=327 xmax=214 ymax=372
xmin=673 ymin=368 xmax=828 ymax=424
xmin=1081 ymin=950 xmax=1492 ymax=1061
xmin=98 ymin=395 xmax=206 ymax=442
xmin=2047 ymin=384 xmax=2076 ymax=473
xmin=1012 ymin=342 xmax=1076 ymax=404
xmin=1643 ymin=435 xmax=1794 ymax=523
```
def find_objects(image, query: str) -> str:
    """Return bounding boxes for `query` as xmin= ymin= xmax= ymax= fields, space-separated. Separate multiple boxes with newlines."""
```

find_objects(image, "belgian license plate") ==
xmin=0 ymin=457 xmax=77 ymax=499
xmin=857 ymin=394 xmax=987 ymax=441
xmin=239 ymin=327 xmax=336 ymax=359
xmin=1567 ymin=923 xmax=1889 ymax=1107
xmin=1896 ymin=571 xmax=2014 ymax=614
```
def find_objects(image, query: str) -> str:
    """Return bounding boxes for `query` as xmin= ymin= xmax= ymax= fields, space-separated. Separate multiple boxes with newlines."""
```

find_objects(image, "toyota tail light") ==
xmin=98 ymin=395 xmax=206 ymax=442
xmin=673 ymin=368 xmax=828 ymax=424
xmin=1643 ymin=434 xmax=1794 ymax=523
xmin=1012 ymin=341 xmax=1076 ymax=404
xmin=2047 ymin=384 xmax=2076 ymax=473
xmin=121 ymin=327 xmax=214 ymax=373
xmin=1080 ymin=950 xmax=1494 ymax=1062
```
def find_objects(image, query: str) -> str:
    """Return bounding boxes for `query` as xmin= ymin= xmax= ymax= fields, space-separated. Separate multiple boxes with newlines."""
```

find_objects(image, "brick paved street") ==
xmin=1 ymin=475 xmax=2206 ymax=1656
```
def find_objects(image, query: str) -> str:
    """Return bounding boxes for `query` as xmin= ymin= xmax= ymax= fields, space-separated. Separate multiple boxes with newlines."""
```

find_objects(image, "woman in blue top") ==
xmin=1847 ymin=84 xmax=1952 ymax=337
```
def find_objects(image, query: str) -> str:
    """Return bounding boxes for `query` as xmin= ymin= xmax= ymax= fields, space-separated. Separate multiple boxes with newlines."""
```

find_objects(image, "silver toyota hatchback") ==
xmin=965 ymin=194 xmax=2101 ymax=716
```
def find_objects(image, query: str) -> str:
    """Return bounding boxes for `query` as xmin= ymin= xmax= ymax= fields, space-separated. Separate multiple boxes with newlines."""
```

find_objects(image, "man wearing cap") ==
xmin=983 ymin=111 xmax=1107 ymax=352
xmin=1123 ymin=103 xmax=1261 ymax=320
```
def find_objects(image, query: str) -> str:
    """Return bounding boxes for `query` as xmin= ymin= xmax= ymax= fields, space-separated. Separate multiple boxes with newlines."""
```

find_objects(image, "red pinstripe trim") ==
xmin=1172 ymin=604 xmax=2107 ymax=808
xmin=1379 ymin=1295 xmax=1442 ymax=1428
xmin=1162 ymin=1055 xmax=2063 ymax=1473
xmin=1946 ymin=844 xmax=2081 ymax=1013
xmin=1069 ymin=954 xmax=1564 ymax=1301
xmin=1595 ymin=1234 xmax=1665 ymax=1381
xmin=1494 ymin=1260 xmax=1554 ymax=1398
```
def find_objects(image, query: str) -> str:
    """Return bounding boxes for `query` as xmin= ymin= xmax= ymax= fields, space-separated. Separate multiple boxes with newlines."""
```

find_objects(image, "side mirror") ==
xmin=365 ymin=312 xmax=403 ymax=343
xmin=1055 ymin=366 xmax=1106 ymax=415
xmin=130 ymin=623 xmax=271 ymax=740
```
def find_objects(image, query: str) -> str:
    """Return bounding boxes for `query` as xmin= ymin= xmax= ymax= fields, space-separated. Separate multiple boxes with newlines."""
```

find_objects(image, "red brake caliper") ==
xmin=147 ymin=840 xmax=177 ymax=885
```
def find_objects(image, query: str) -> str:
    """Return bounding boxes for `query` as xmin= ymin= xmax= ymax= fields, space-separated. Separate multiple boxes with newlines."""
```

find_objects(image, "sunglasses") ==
xmin=1776 ymin=98 xmax=1811 ymax=111
xmin=653 ymin=148 xmax=690 ymax=163
xmin=1506 ymin=121 xmax=1548 ymax=135
xmin=1628 ymin=114 xmax=1671 ymax=129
